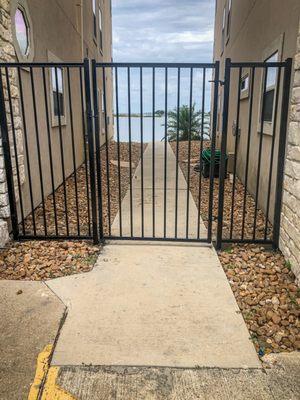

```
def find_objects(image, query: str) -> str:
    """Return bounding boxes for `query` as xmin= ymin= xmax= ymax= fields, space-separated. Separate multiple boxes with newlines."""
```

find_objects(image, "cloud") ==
xmin=110 ymin=0 xmax=215 ymax=114
xmin=111 ymin=0 xmax=215 ymax=63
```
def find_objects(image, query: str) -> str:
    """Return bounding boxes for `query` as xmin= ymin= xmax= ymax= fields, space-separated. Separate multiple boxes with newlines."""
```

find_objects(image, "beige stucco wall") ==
xmin=213 ymin=0 xmax=300 ymax=224
xmin=280 ymin=21 xmax=300 ymax=283
xmin=1 ymin=0 xmax=113 ymax=233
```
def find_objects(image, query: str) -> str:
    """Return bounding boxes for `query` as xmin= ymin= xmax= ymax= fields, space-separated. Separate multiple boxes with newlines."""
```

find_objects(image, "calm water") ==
xmin=113 ymin=116 xmax=165 ymax=143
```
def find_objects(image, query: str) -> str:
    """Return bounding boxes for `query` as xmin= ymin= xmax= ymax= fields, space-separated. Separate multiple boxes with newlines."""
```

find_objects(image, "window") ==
xmin=262 ymin=52 xmax=278 ymax=123
xmin=11 ymin=0 xmax=34 ymax=61
xmin=15 ymin=8 xmax=29 ymax=55
xmin=221 ymin=6 xmax=226 ymax=53
xmin=99 ymin=8 xmax=103 ymax=51
xmin=51 ymin=67 xmax=65 ymax=117
xmin=92 ymin=0 xmax=97 ymax=39
xmin=241 ymin=75 xmax=249 ymax=92
xmin=226 ymin=0 xmax=232 ymax=42
xmin=240 ymin=72 xmax=250 ymax=100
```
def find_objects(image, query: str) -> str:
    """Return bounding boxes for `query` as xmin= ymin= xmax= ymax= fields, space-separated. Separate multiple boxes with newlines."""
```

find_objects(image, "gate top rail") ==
xmin=0 ymin=62 xmax=84 ymax=68
xmin=229 ymin=61 xmax=288 ymax=68
xmin=95 ymin=62 xmax=216 ymax=68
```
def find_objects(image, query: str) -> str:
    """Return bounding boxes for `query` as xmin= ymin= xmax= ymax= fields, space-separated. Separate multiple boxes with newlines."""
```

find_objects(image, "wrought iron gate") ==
xmin=0 ymin=58 xmax=292 ymax=247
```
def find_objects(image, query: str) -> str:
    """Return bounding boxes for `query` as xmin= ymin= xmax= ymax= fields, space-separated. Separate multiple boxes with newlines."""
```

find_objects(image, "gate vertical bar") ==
xmin=273 ymin=58 xmax=292 ymax=248
xmin=216 ymin=58 xmax=231 ymax=249
xmin=207 ymin=61 xmax=219 ymax=242
xmin=84 ymin=58 xmax=99 ymax=244
xmin=0 ymin=68 xmax=19 ymax=239
xmin=91 ymin=60 xmax=104 ymax=241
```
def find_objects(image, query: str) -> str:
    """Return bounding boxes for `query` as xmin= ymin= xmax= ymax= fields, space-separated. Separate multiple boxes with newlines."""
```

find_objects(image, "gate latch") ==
xmin=209 ymin=79 xmax=225 ymax=86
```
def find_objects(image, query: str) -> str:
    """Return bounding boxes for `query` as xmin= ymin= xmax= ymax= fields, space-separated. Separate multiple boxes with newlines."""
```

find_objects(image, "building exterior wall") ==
xmin=0 ymin=0 xmax=113 ymax=241
xmin=0 ymin=0 xmax=23 ymax=245
xmin=213 ymin=0 xmax=300 ymax=281
xmin=280 ymin=21 xmax=300 ymax=283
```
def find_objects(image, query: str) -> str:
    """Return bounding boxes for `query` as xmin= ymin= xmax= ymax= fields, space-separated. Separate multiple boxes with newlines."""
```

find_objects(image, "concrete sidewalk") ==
xmin=112 ymin=141 xmax=207 ymax=239
xmin=47 ymin=142 xmax=259 ymax=369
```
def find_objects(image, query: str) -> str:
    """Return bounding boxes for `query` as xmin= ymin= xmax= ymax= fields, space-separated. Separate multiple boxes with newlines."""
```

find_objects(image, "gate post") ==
xmin=216 ymin=58 xmax=231 ymax=250
xmin=273 ymin=58 xmax=293 ymax=249
xmin=208 ymin=61 xmax=220 ymax=243
xmin=91 ymin=59 xmax=104 ymax=242
xmin=83 ymin=58 xmax=99 ymax=244
xmin=0 ymin=69 xmax=19 ymax=240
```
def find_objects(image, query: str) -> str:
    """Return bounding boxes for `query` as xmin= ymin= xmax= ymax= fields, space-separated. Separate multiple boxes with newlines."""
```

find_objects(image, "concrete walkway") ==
xmin=112 ymin=141 xmax=207 ymax=239
xmin=47 ymin=141 xmax=259 ymax=370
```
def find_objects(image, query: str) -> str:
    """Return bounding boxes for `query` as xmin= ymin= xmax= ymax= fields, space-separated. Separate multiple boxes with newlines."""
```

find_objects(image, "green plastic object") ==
xmin=201 ymin=149 xmax=222 ymax=165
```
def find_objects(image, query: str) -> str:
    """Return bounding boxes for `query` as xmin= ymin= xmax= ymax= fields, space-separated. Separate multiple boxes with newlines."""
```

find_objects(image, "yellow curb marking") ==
xmin=28 ymin=345 xmax=76 ymax=400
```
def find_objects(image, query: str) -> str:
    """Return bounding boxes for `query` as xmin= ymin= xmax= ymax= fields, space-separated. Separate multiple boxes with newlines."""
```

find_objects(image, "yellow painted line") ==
xmin=28 ymin=344 xmax=53 ymax=400
xmin=41 ymin=366 xmax=76 ymax=400
xmin=28 ymin=345 xmax=76 ymax=400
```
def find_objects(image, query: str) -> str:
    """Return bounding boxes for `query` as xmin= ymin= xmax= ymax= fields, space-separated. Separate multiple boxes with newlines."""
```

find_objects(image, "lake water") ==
xmin=114 ymin=116 xmax=165 ymax=143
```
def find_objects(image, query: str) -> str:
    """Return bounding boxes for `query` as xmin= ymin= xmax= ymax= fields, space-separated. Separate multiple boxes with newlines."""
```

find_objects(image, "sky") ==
xmin=110 ymin=0 xmax=215 ymax=115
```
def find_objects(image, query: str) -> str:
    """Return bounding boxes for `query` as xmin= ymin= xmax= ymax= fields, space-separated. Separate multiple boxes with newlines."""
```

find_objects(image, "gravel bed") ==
xmin=171 ymin=140 xmax=299 ymax=355
xmin=1 ymin=141 xmax=144 ymax=280
xmin=219 ymin=244 xmax=300 ymax=354
xmin=169 ymin=140 xmax=270 ymax=240
xmin=24 ymin=141 xmax=145 ymax=237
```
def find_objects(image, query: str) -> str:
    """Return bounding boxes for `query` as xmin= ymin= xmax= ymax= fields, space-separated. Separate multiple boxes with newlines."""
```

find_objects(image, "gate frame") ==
xmin=216 ymin=57 xmax=293 ymax=250
xmin=0 ymin=58 xmax=292 ymax=247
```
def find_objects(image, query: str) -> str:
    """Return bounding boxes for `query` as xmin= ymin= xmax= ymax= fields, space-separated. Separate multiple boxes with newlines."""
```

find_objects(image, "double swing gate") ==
xmin=0 ymin=58 xmax=292 ymax=248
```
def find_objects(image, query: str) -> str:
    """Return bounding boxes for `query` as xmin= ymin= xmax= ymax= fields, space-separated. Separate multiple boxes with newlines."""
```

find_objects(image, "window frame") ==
xmin=240 ymin=69 xmax=251 ymax=100
xmin=258 ymin=34 xmax=284 ymax=136
xmin=221 ymin=5 xmax=226 ymax=54
xmin=10 ymin=0 xmax=34 ymax=62
xmin=48 ymin=51 xmax=67 ymax=127
xmin=92 ymin=0 xmax=97 ymax=41
xmin=226 ymin=0 xmax=232 ymax=44
xmin=99 ymin=7 xmax=103 ymax=52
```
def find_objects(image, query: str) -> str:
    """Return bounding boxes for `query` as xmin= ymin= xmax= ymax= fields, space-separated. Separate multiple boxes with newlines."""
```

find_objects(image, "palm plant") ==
xmin=162 ymin=103 xmax=210 ymax=141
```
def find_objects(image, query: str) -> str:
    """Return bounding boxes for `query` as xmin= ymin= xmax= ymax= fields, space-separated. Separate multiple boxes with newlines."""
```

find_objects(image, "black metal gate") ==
xmin=0 ymin=58 xmax=292 ymax=247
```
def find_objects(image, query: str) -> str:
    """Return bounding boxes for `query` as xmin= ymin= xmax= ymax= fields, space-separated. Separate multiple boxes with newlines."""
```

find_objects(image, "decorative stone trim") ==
xmin=0 ymin=0 xmax=25 ymax=246
xmin=280 ymin=19 xmax=300 ymax=284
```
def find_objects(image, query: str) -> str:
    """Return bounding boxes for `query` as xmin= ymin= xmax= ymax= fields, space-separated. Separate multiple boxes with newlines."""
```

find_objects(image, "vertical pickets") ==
xmin=84 ymin=58 xmax=99 ymax=244
xmin=115 ymin=67 xmax=123 ymax=237
xmin=127 ymin=67 xmax=133 ymax=237
xmin=186 ymin=68 xmax=193 ymax=239
xmin=253 ymin=66 xmax=268 ymax=240
xmin=102 ymin=67 xmax=112 ymax=236
xmin=152 ymin=67 xmax=156 ymax=237
xmin=163 ymin=67 xmax=168 ymax=238
xmin=0 ymin=68 xmax=19 ymax=239
xmin=19 ymin=67 xmax=37 ymax=235
xmin=264 ymin=66 xmax=282 ymax=240
xmin=273 ymin=58 xmax=292 ymax=248
xmin=0 ymin=59 xmax=291 ymax=246
xmin=197 ymin=67 xmax=206 ymax=239
xmin=229 ymin=67 xmax=242 ymax=239
xmin=241 ymin=67 xmax=255 ymax=240
xmin=30 ymin=66 xmax=48 ymax=236
xmin=174 ymin=67 xmax=180 ymax=238
xmin=67 ymin=67 xmax=80 ymax=236
xmin=207 ymin=61 xmax=219 ymax=242
xmin=140 ymin=67 xmax=144 ymax=237
xmin=79 ymin=67 xmax=91 ymax=236
xmin=216 ymin=58 xmax=231 ymax=250
xmin=91 ymin=60 xmax=104 ymax=241
xmin=42 ymin=67 xmax=58 ymax=236
xmin=5 ymin=67 xmax=25 ymax=235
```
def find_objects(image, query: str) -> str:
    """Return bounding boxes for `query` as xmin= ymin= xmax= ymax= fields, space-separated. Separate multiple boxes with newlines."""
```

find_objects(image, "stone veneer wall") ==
xmin=280 ymin=20 xmax=300 ymax=284
xmin=0 ymin=0 xmax=24 ymax=246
